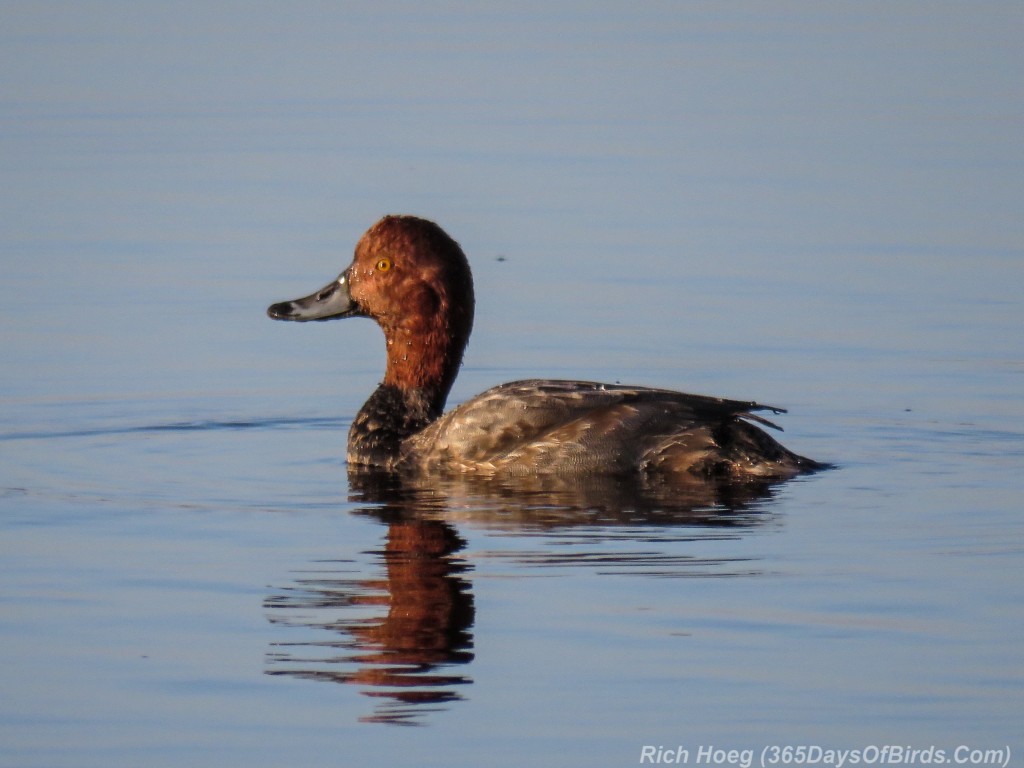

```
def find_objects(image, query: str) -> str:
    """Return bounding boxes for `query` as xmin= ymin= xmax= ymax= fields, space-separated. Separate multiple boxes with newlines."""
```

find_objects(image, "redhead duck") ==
xmin=268 ymin=215 xmax=826 ymax=480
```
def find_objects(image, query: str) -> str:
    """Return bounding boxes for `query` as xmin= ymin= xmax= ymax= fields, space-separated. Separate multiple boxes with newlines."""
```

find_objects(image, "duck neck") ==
xmin=381 ymin=322 xmax=459 ymax=412
xmin=348 ymin=323 xmax=464 ymax=468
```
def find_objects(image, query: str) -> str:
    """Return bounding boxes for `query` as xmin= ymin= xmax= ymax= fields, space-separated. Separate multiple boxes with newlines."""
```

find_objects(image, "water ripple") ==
xmin=0 ymin=416 xmax=346 ymax=442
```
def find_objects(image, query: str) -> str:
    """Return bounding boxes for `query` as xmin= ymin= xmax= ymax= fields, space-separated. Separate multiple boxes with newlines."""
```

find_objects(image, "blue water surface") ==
xmin=1 ymin=3 xmax=1022 ymax=767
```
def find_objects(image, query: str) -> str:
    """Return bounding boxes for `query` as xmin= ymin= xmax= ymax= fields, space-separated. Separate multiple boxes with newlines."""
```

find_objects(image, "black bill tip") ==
xmin=267 ymin=301 xmax=297 ymax=320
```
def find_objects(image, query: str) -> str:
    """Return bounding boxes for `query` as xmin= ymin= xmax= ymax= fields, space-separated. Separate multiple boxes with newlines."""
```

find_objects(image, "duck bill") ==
xmin=267 ymin=272 xmax=360 ymax=322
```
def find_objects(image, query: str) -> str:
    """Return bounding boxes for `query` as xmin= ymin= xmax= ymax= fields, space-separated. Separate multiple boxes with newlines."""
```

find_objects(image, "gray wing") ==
xmin=406 ymin=379 xmax=785 ymax=474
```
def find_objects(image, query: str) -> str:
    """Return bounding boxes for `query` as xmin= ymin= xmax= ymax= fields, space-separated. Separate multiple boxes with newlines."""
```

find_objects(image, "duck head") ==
xmin=268 ymin=215 xmax=476 ymax=411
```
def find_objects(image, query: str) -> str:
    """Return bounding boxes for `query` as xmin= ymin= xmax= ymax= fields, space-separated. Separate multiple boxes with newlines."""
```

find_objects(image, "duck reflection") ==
xmin=265 ymin=467 xmax=787 ymax=724
xmin=265 ymin=478 xmax=474 ymax=725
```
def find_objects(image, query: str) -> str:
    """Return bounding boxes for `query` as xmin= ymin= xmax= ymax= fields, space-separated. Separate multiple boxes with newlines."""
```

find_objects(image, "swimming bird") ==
xmin=268 ymin=215 xmax=825 ymax=480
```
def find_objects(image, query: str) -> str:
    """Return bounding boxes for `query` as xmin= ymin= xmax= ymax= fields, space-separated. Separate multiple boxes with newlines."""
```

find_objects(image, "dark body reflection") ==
xmin=264 ymin=468 xmax=787 ymax=724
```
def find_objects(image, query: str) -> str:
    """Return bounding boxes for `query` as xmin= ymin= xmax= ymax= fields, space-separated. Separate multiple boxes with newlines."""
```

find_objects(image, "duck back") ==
xmin=403 ymin=379 xmax=824 ymax=480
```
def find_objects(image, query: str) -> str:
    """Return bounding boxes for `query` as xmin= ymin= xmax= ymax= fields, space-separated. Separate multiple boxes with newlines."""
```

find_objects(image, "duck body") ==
xmin=268 ymin=215 xmax=825 ymax=481
xmin=404 ymin=379 xmax=820 ymax=478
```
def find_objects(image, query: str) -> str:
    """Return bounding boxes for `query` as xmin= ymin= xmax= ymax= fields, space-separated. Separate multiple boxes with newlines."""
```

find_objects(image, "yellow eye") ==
xmin=376 ymin=257 xmax=392 ymax=272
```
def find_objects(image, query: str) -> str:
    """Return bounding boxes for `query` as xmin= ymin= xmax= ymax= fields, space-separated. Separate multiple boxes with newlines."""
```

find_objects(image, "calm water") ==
xmin=2 ymin=3 xmax=1022 ymax=767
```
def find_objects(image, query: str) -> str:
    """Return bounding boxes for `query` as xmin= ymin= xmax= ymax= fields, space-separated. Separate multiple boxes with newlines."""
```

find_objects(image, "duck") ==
xmin=268 ymin=215 xmax=826 ymax=480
